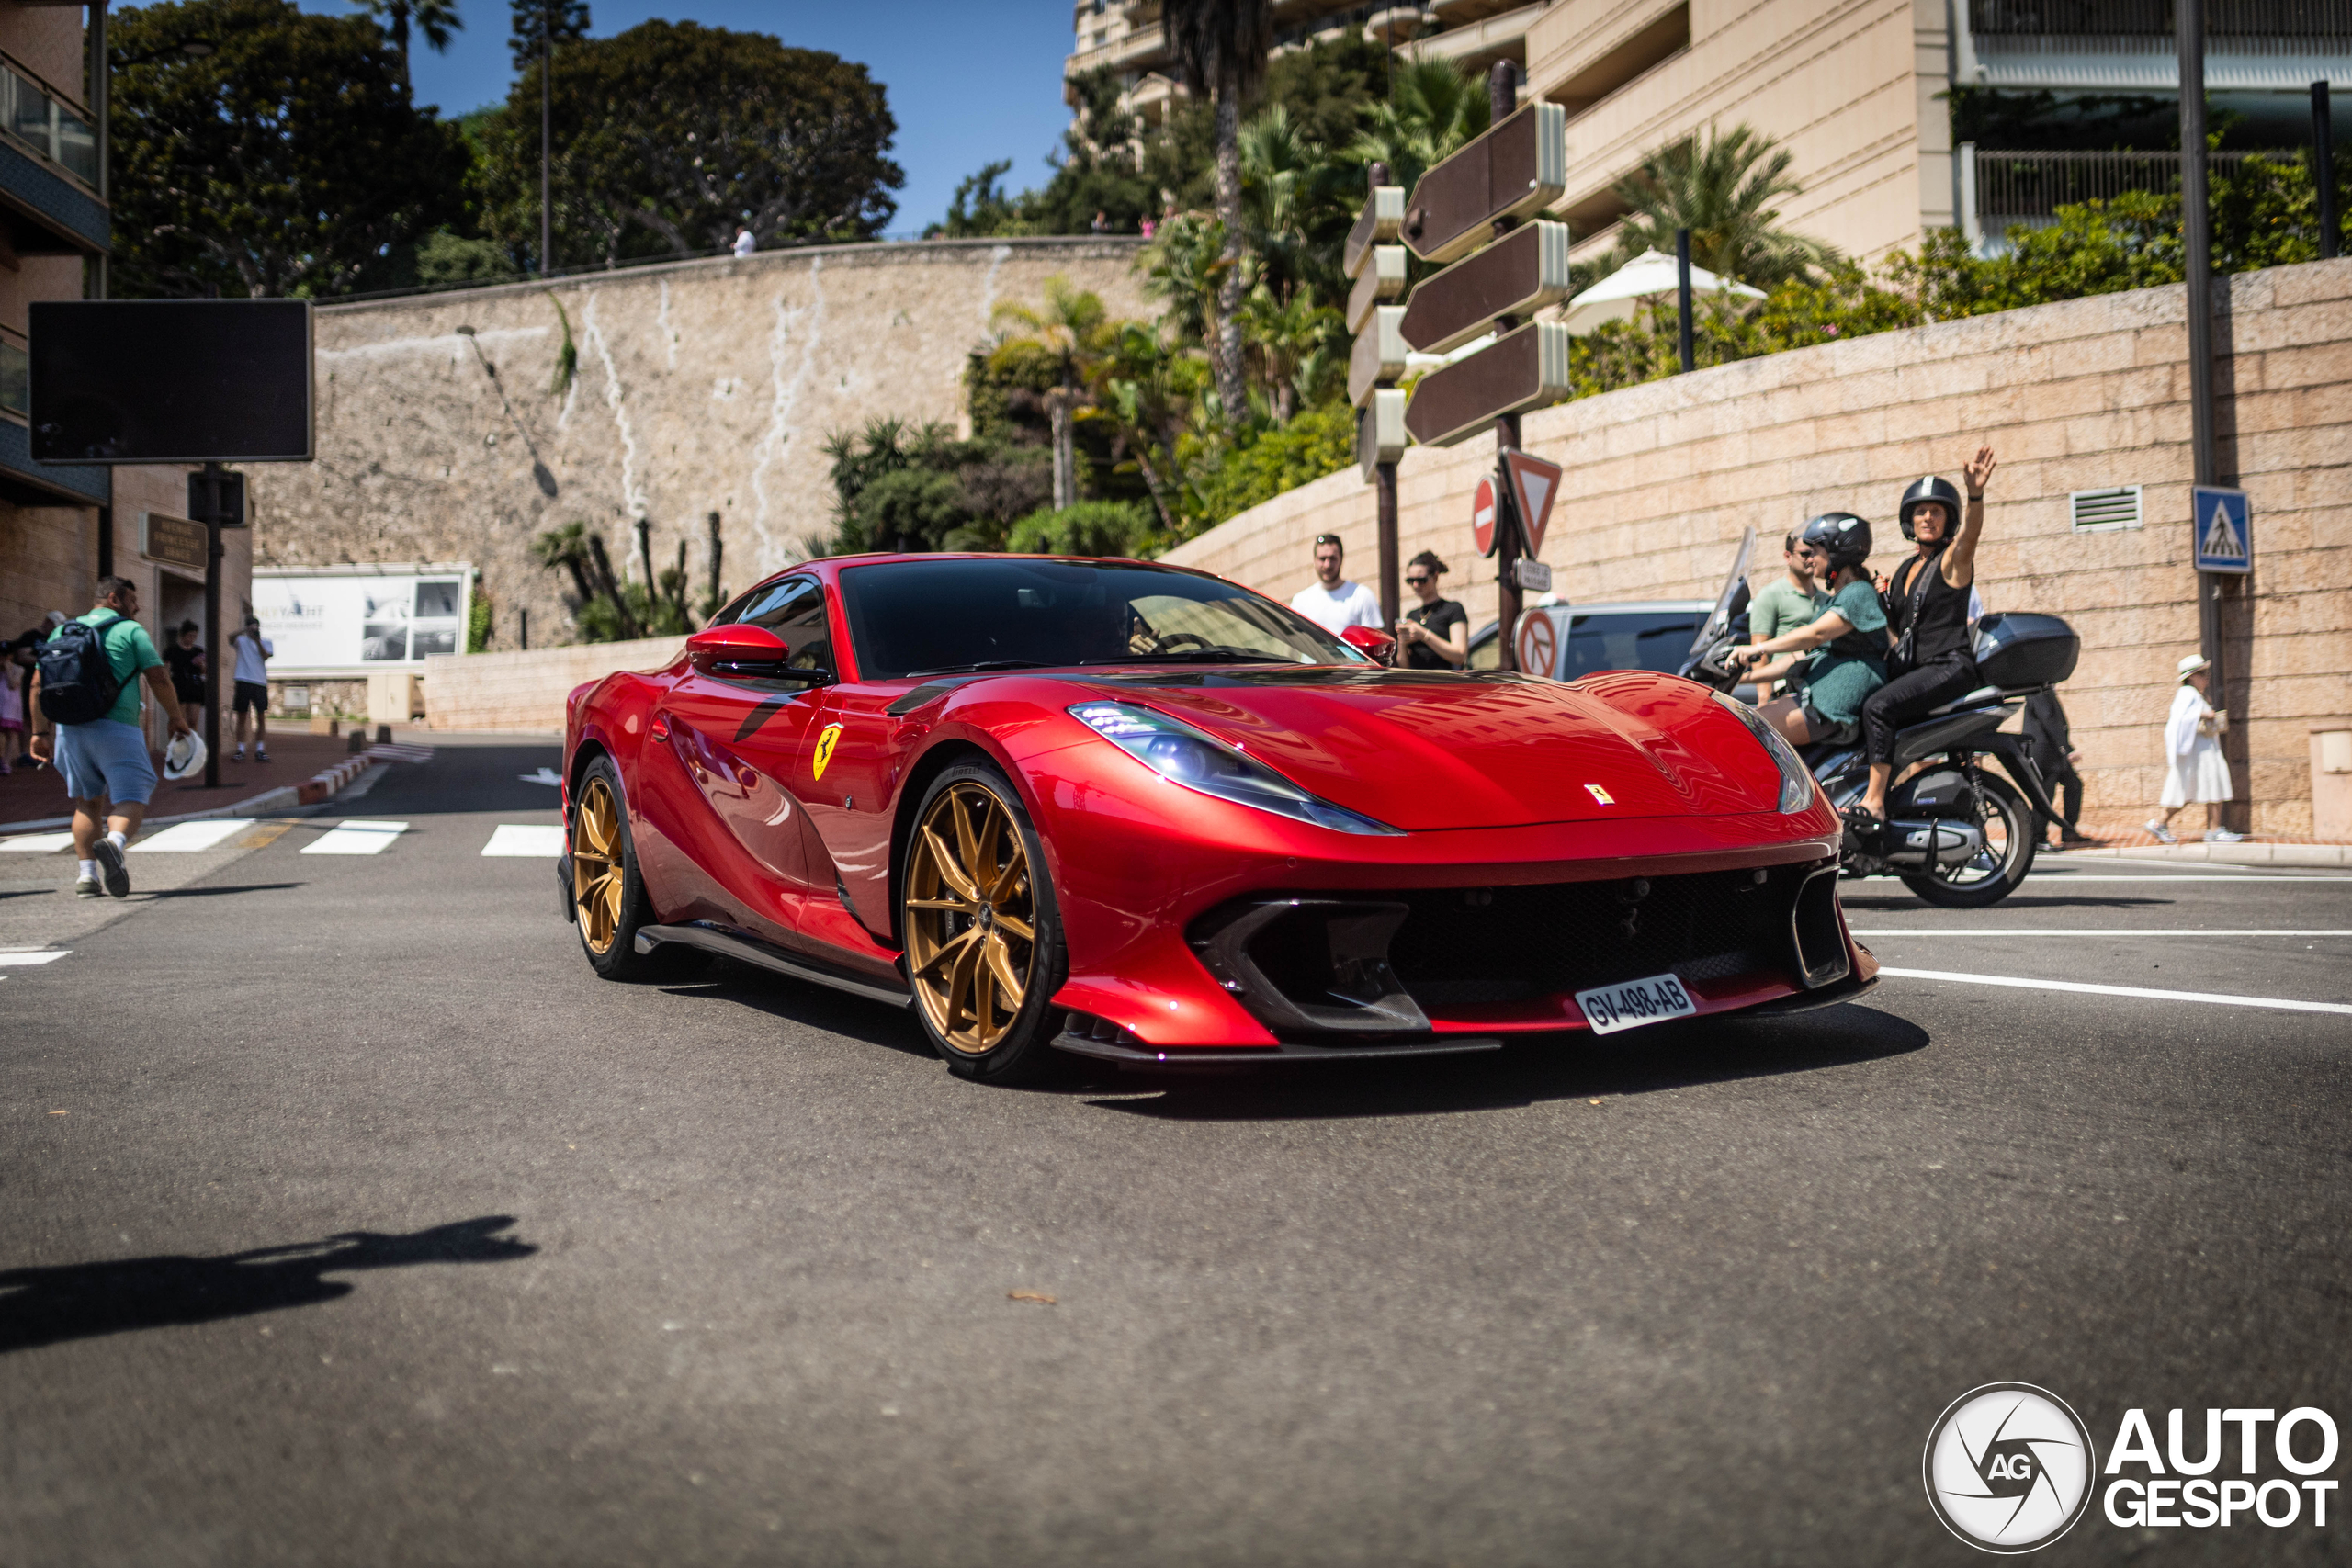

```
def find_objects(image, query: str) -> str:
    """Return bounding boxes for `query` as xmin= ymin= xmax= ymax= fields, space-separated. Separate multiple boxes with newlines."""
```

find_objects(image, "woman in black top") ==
xmin=1856 ymin=446 xmax=1996 ymax=823
xmin=1395 ymin=551 xmax=1469 ymax=669
xmin=163 ymin=620 xmax=208 ymax=730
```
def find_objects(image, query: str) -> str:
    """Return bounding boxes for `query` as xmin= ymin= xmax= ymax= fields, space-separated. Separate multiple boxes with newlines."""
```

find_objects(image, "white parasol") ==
xmin=1560 ymin=248 xmax=1766 ymax=335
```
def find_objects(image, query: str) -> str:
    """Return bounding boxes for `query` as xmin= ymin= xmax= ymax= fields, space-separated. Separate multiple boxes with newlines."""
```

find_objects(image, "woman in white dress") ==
xmin=2147 ymin=653 xmax=2242 ymax=843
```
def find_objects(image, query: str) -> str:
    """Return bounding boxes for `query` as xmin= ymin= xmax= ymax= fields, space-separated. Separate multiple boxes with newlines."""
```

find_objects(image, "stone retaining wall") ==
xmin=423 ymin=637 xmax=688 ymax=734
xmin=1164 ymin=259 xmax=2352 ymax=837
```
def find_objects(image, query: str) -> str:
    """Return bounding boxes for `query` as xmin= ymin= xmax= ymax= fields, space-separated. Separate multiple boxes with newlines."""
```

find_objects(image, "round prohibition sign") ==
xmin=1472 ymin=476 xmax=1498 ymax=557
xmin=1516 ymin=610 xmax=1555 ymax=677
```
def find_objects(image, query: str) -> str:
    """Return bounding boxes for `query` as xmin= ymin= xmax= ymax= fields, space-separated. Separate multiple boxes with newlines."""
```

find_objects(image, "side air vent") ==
xmin=2069 ymin=486 xmax=2142 ymax=532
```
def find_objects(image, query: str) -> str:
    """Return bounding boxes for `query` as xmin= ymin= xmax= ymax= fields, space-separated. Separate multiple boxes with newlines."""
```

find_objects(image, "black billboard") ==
xmin=28 ymin=299 xmax=314 ymax=464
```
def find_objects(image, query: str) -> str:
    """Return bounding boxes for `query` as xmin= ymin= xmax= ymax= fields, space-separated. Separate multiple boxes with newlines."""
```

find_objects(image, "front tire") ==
xmin=900 ymin=761 xmax=1068 ymax=1085
xmin=1900 ymin=771 xmax=2038 ymax=908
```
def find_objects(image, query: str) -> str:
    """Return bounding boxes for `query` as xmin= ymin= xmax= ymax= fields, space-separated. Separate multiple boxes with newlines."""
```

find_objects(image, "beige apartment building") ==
xmin=0 ymin=0 xmax=227 ymax=749
xmin=1070 ymin=0 xmax=2350 ymax=266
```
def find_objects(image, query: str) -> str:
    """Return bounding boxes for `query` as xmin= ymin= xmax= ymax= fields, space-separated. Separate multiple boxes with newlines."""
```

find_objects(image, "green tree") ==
xmin=1348 ymin=55 xmax=1489 ymax=198
xmin=1006 ymin=501 xmax=1154 ymax=558
xmin=109 ymin=0 xmax=469 ymax=298
xmin=508 ymin=0 xmax=588 ymax=70
xmin=346 ymin=0 xmax=461 ymax=88
xmin=471 ymin=20 xmax=901 ymax=269
xmin=1164 ymin=0 xmax=1275 ymax=423
xmin=1602 ymin=122 xmax=1838 ymax=288
xmin=820 ymin=418 xmax=1054 ymax=555
xmin=989 ymin=276 xmax=1115 ymax=512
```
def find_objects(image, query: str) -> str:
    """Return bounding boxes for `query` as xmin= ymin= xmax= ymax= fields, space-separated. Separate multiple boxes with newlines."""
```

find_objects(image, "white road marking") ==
xmin=367 ymin=743 xmax=436 ymax=763
xmin=300 ymin=819 xmax=410 ymax=855
xmin=482 ymin=824 xmax=566 ymax=858
xmin=0 ymin=831 xmax=75 ymax=852
xmin=1857 ymin=929 xmax=2352 ymax=937
xmin=520 ymin=767 xmax=563 ymax=786
xmin=1879 ymin=966 xmax=2352 ymax=1017
xmin=0 ymin=949 xmax=70 ymax=966
xmin=2031 ymin=874 xmax=2352 ymax=883
xmin=130 ymin=818 xmax=250 ymax=853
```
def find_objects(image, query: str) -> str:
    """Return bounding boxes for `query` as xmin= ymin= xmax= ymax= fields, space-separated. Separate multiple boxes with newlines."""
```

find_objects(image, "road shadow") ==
xmin=136 ymin=882 xmax=306 ymax=900
xmin=660 ymin=959 xmax=938 ymax=1059
xmin=0 ymin=1215 xmax=536 ymax=1354
xmin=1087 ymin=1002 xmax=1930 ymax=1122
xmin=1839 ymin=893 xmax=2176 ymax=911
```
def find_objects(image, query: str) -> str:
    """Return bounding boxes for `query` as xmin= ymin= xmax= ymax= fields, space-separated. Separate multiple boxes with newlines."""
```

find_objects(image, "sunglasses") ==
xmin=1405 ymin=575 xmax=1431 ymax=585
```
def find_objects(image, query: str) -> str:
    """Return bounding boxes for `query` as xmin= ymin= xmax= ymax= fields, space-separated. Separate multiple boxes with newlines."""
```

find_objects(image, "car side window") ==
xmin=707 ymin=588 xmax=761 ymax=626
xmin=734 ymin=577 xmax=833 ymax=671
xmin=732 ymin=579 xmax=811 ymax=633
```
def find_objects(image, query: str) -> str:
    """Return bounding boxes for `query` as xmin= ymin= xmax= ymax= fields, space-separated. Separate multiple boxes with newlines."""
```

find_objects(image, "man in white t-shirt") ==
xmin=1289 ymin=534 xmax=1381 ymax=637
xmin=230 ymin=615 xmax=273 ymax=762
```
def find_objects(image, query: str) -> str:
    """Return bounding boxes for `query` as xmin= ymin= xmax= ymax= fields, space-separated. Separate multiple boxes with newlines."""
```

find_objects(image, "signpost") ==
xmin=1398 ymin=220 xmax=1573 ymax=355
xmin=1400 ymin=321 xmax=1572 ymax=449
xmin=1348 ymin=167 xmax=1411 ymax=628
xmin=1398 ymin=100 xmax=1567 ymax=265
xmin=1472 ymin=475 xmax=1498 ymax=557
xmin=1516 ymin=607 xmax=1556 ymax=677
xmin=1501 ymin=449 xmax=1562 ymax=558
xmin=2192 ymin=485 xmax=2252 ymax=573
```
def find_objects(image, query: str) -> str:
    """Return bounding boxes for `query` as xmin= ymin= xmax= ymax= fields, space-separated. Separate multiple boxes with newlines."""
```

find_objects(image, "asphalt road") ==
xmin=3 ymin=741 xmax=2347 ymax=1566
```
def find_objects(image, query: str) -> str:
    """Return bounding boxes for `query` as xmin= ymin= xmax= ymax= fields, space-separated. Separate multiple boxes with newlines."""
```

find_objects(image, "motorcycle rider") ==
xmin=1852 ymin=446 xmax=1997 ymax=825
xmin=1728 ymin=513 xmax=1889 ymax=746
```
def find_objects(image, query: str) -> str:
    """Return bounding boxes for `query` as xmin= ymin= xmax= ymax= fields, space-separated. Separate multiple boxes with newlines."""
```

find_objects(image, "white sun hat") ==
xmin=163 ymin=728 xmax=208 ymax=781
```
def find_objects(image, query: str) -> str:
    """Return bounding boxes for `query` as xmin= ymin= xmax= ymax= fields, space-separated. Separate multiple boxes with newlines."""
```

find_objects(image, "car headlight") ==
xmin=1069 ymin=702 xmax=1401 ymax=836
xmin=1712 ymin=691 xmax=1818 ymax=813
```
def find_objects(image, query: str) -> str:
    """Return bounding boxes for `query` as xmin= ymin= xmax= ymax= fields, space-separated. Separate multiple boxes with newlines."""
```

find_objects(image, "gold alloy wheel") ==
xmin=904 ymin=782 xmax=1037 ymax=1055
xmin=572 ymin=776 xmax=626 ymax=954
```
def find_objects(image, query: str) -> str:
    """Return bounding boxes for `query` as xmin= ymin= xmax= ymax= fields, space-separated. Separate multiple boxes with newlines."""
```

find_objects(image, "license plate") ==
xmin=1576 ymin=972 xmax=1698 ymax=1034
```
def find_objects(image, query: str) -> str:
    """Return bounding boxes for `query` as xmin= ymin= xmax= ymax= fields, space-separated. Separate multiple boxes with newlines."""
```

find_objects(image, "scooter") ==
xmin=1677 ymin=534 xmax=2079 ymax=908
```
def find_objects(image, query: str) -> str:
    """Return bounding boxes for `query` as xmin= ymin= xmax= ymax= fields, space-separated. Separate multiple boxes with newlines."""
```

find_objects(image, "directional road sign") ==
xmin=1501 ymin=447 xmax=1561 ymax=558
xmin=1400 ymin=102 xmax=1566 ymax=265
xmin=1342 ymin=186 xmax=1406 ymax=279
xmin=1472 ymin=474 xmax=1498 ymax=557
xmin=1402 ymin=321 xmax=1572 ymax=448
xmin=1348 ymin=305 xmax=1408 ymax=408
xmin=1357 ymin=389 xmax=1407 ymax=482
xmin=2192 ymin=485 xmax=2252 ymax=573
xmin=1346 ymin=244 xmax=1408 ymax=334
xmin=1399 ymin=220 xmax=1573 ymax=355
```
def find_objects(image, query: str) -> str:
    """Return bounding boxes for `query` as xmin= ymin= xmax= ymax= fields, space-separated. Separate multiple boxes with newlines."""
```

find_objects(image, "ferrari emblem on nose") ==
xmin=812 ymin=723 xmax=844 ymax=781
xmin=1584 ymin=784 xmax=1614 ymax=805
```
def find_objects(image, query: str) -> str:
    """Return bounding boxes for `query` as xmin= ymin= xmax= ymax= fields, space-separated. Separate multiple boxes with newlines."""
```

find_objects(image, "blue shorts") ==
xmin=54 ymin=718 xmax=158 ymax=807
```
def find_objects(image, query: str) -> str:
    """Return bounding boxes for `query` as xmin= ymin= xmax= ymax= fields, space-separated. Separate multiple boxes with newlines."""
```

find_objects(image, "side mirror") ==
xmin=1340 ymin=625 xmax=1397 ymax=666
xmin=687 ymin=624 xmax=788 ymax=668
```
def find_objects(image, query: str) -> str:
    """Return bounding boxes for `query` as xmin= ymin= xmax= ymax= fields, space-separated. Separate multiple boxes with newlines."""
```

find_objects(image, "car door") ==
xmin=640 ymin=576 xmax=832 ymax=944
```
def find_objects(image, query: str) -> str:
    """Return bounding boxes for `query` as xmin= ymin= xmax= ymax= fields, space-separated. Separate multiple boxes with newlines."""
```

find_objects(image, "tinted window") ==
xmin=838 ymin=558 xmax=1361 ymax=681
xmin=721 ymin=577 xmax=832 ymax=670
xmin=1563 ymin=613 xmax=1702 ymax=678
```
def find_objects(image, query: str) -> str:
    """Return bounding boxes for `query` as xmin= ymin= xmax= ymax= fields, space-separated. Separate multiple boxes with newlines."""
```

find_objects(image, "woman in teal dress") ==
xmin=1730 ymin=512 xmax=1889 ymax=745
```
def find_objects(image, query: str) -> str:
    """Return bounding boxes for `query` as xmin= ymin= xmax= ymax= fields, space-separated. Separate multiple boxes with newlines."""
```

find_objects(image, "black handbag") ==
xmin=1883 ymin=556 xmax=1938 ymax=680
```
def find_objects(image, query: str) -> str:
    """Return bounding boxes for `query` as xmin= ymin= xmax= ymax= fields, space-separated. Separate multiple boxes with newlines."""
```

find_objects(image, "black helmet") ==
xmin=1898 ymin=474 xmax=1963 ymax=541
xmin=1800 ymin=511 xmax=1872 ymax=574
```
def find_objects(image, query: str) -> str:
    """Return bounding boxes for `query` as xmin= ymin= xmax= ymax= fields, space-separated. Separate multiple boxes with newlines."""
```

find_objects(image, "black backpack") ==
xmin=36 ymin=614 xmax=127 ymax=726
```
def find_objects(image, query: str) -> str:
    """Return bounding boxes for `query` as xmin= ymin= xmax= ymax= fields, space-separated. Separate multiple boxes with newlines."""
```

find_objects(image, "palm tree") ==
xmin=1350 ymin=57 xmax=1490 ymax=200
xmin=989 ymin=276 xmax=1115 ymax=511
xmin=1605 ymin=122 xmax=1840 ymax=288
xmin=1091 ymin=321 xmax=1206 ymax=536
xmin=348 ymin=0 xmax=463 ymax=89
xmin=1163 ymin=0 xmax=1274 ymax=424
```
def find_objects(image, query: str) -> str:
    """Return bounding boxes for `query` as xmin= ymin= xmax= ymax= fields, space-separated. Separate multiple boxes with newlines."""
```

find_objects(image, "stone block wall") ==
xmin=423 ymin=637 xmax=689 ymax=734
xmin=1164 ymin=259 xmax=2352 ymax=837
xmin=247 ymin=237 xmax=1148 ymax=660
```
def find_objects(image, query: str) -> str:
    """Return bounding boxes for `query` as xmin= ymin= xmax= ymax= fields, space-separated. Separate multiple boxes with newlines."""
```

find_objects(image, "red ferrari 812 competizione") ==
xmin=559 ymin=554 xmax=1875 ymax=1082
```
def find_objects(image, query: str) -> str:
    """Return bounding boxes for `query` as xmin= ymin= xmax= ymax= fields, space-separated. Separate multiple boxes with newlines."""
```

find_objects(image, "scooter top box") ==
xmin=1972 ymin=612 xmax=2079 ymax=689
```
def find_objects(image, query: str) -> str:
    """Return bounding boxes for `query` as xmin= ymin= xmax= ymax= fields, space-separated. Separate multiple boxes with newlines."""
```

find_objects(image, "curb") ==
xmin=1 ymin=784 xmax=300 ymax=837
xmin=298 ymin=756 xmax=373 ymax=806
xmin=2062 ymin=842 xmax=2352 ymax=869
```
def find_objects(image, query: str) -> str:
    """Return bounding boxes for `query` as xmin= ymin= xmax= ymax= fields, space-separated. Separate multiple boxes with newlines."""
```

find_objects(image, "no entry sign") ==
xmin=1473 ymin=476 xmax=1498 ymax=557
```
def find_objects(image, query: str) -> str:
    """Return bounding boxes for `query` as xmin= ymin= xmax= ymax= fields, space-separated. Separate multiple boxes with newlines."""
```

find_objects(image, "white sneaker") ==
xmin=2144 ymin=819 xmax=2177 ymax=844
xmin=2204 ymin=829 xmax=2246 ymax=842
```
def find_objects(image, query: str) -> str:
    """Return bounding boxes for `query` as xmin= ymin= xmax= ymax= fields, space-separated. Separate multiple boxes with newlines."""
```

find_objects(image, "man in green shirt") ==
xmin=27 ymin=577 xmax=193 ymax=899
xmin=1745 ymin=527 xmax=1825 ymax=696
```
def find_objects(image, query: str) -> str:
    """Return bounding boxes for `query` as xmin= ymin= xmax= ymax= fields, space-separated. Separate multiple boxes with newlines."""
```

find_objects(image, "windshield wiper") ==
xmin=900 ymin=660 xmax=1057 ymax=678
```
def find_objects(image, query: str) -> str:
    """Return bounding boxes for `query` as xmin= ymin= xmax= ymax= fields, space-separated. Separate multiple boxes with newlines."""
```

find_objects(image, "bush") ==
xmin=1178 ymin=402 xmax=1356 ymax=534
xmin=1005 ymin=502 xmax=1154 ymax=558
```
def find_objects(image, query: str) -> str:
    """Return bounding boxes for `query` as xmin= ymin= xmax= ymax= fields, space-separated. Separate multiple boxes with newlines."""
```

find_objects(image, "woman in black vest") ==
xmin=1856 ymin=446 xmax=1996 ymax=825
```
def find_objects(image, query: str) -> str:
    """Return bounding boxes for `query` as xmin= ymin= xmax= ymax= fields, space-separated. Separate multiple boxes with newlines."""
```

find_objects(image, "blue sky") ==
xmin=291 ymin=0 xmax=1078 ymax=234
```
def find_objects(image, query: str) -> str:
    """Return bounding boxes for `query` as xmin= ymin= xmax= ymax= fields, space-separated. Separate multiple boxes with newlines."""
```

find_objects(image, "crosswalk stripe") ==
xmin=131 ymin=818 xmax=251 ymax=853
xmin=0 ymin=949 xmax=70 ymax=966
xmin=300 ymin=819 xmax=410 ymax=855
xmin=0 ymin=831 xmax=75 ymax=852
xmin=368 ymin=743 xmax=436 ymax=763
xmin=1879 ymin=966 xmax=2352 ymax=1016
xmin=481 ymin=824 xmax=566 ymax=858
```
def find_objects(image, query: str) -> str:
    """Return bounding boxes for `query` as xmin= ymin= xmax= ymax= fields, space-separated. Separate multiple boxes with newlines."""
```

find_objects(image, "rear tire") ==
xmin=900 ymin=761 xmax=1069 ymax=1085
xmin=570 ymin=755 xmax=705 ymax=980
xmin=1900 ymin=771 xmax=2037 ymax=908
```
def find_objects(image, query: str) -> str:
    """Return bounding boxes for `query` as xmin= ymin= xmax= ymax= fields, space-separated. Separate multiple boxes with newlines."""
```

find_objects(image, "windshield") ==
xmin=837 ymin=558 xmax=1366 ymax=681
xmin=1563 ymin=612 xmax=1705 ymax=677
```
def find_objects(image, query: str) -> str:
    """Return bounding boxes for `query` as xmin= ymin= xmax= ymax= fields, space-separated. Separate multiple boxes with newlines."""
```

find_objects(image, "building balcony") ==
xmin=1956 ymin=0 xmax=2351 ymax=90
xmin=1957 ymin=143 xmax=2305 ymax=245
xmin=1396 ymin=1 xmax=1554 ymax=73
xmin=0 ymin=45 xmax=107 ymax=258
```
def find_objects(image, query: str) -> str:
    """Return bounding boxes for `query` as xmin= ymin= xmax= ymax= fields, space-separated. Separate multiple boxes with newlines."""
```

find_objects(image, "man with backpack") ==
xmin=25 ymin=577 xmax=193 ymax=898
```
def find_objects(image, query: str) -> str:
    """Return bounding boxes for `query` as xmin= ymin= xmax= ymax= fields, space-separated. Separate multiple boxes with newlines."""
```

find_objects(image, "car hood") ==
xmin=1064 ymin=667 xmax=1780 ymax=830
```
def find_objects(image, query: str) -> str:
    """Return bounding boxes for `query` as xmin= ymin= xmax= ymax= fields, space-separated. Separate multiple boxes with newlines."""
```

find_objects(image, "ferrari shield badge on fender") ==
xmin=1584 ymin=784 xmax=1614 ymax=805
xmin=812 ymin=724 xmax=844 ymax=782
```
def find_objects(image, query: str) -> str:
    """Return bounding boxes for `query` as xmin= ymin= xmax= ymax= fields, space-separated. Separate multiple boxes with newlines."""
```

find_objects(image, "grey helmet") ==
xmin=1800 ymin=511 xmax=1872 ymax=575
xmin=1898 ymin=474 xmax=1964 ymax=541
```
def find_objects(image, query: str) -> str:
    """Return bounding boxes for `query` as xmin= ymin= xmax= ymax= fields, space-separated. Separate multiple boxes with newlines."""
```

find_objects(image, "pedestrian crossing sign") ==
xmin=2191 ymin=485 xmax=2251 ymax=574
